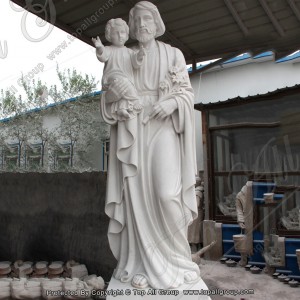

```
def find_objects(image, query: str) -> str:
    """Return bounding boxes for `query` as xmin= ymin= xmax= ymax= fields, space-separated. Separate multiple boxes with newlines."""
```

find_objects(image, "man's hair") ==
xmin=105 ymin=18 xmax=129 ymax=42
xmin=128 ymin=1 xmax=165 ymax=40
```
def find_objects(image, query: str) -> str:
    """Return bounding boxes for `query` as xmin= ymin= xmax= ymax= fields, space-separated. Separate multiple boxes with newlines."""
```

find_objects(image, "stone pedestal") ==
xmin=106 ymin=276 xmax=211 ymax=300
xmin=203 ymin=220 xmax=222 ymax=260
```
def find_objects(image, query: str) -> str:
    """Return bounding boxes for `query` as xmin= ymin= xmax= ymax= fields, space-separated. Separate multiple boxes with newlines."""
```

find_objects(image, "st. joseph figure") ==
xmin=100 ymin=1 xmax=200 ymax=290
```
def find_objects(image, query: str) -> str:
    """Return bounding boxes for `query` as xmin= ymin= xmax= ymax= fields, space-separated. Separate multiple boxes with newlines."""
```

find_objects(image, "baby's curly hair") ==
xmin=105 ymin=18 xmax=129 ymax=42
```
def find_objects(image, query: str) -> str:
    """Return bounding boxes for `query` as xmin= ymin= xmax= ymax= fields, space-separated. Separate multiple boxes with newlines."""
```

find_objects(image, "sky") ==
xmin=0 ymin=1 xmax=104 ymax=100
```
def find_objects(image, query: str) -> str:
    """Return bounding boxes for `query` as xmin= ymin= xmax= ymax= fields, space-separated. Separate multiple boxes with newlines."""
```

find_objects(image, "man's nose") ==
xmin=138 ymin=17 xmax=145 ymax=28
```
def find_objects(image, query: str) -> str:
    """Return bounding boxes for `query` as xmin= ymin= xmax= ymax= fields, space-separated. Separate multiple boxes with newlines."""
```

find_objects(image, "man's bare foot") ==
xmin=132 ymin=274 xmax=149 ymax=289
xmin=184 ymin=271 xmax=198 ymax=283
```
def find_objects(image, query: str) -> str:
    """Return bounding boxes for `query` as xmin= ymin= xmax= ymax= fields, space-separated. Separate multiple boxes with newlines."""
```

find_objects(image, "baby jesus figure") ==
xmin=92 ymin=18 xmax=145 ymax=121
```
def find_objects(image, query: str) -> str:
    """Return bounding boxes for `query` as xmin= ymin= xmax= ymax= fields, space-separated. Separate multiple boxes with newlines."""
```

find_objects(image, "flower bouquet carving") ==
xmin=143 ymin=65 xmax=189 ymax=124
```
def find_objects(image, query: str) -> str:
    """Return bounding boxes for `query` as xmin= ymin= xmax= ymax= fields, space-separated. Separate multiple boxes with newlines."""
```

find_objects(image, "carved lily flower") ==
xmin=159 ymin=81 xmax=168 ymax=91
xmin=169 ymin=66 xmax=180 ymax=75
xmin=171 ymin=74 xmax=182 ymax=84
xmin=173 ymin=73 xmax=187 ymax=85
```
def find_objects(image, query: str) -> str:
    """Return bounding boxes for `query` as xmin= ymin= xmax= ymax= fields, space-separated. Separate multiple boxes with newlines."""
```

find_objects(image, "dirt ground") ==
xmin=200 ymin=260 xmax=300 ymax=300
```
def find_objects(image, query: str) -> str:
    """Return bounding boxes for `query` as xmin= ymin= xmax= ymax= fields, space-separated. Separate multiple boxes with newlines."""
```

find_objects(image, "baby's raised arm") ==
xmin=92 ymin=36 xmax=111 ymax=63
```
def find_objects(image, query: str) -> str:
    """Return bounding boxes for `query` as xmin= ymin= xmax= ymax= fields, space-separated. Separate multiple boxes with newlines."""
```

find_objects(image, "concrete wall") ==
xmin=42 ymin=107 xmax=106 ymax=172
xmin=0 ymin=172 xmax=116 ymax=281
xmin=1 ymin=98 xmax=107 ymax=172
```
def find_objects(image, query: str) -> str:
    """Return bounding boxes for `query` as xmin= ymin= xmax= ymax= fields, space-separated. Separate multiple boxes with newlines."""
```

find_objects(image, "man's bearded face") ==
xmin=134 ymin=9 xmax=157 ymax=42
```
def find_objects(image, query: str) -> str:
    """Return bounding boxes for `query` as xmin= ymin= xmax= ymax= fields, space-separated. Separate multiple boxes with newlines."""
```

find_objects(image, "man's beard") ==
xmin=135 ymin=27 xmax=156 ymax=43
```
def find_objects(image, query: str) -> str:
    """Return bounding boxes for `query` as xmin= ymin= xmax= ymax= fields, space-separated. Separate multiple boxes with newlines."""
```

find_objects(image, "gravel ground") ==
xmin=200 ymin=260 xmax=300 ymax=300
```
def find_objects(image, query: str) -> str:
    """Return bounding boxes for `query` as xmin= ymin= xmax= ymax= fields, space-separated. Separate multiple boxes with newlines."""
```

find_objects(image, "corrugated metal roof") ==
xmin=11 ymin=0 xmax=300 ymax=73
xmin=187 ymin=50 xmax=300 ymax=73
xmin=194 ymin=84 xmax=300 ymax=110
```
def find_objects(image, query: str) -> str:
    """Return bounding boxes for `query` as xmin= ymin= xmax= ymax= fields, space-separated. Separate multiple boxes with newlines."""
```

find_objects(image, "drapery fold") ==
xmin=100 ymin=41 xmax=199 ymax=289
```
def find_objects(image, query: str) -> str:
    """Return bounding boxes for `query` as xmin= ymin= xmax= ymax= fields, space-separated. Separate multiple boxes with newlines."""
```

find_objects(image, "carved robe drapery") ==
xmin=100 ymin=41 xmax=200 ymax=289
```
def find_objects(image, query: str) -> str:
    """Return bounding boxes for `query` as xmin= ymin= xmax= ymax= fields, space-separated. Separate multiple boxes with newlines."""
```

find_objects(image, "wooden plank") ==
xmin=224 ymin=0 xmax=249 ymax=36
xmin=237 ymin=5 xmax=266 ymax=20
xmin=187 ymin=30 xmax=245 ymax=47
xmin=181 ymin=25 xmax=243 ymax=45
xmin=259 ymin=0 xmax=285 ymax=36
xmin=287 ymin=0 xmax=300 ymax=21
xmin=167 ymin=6 xmax=230 ymax=26
xmin=167 ymin=15 xmax=234 ymax=34
xmin=158 ymin=0 xmax=201 ymax=14
xmin=277 ymin=16 xmax=300 ymax=31
xmin=244 ymin=15 xmax=278 ymax=28
xmin=209 ymin=122 xmax=281 ymax=131
xmin=65 ymin=2 xmax=128 ymax=25
xmin=161 ymin=0 xmax=226 ymax=16
xmin=171 ymin=22 xmax=234 ymax=41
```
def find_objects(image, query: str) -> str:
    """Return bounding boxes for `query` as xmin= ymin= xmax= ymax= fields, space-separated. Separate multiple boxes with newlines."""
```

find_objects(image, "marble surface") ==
xmin=97 ymin=0 xmax=201 ymax=290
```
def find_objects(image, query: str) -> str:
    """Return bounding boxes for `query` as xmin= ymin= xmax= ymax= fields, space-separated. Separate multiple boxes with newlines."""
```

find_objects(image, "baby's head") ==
xmin=105 ymin=18 xmax=129 ymax=47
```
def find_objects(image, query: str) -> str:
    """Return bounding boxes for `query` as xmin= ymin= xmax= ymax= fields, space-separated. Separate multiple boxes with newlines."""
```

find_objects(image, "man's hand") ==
xmin=137 ymin=46 xmax=146 ymax=62
xmin=92 ymin=36 xmax=104 ymax=54
xmin=149 ymin=99 xmax=178 ymax=120
xmin=238 ymin=222 xmax=246 ymax=229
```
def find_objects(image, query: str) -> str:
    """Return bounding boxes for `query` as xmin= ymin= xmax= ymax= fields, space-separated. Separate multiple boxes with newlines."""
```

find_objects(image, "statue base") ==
xmin=106 ymin=276 xmax=211 ymax=300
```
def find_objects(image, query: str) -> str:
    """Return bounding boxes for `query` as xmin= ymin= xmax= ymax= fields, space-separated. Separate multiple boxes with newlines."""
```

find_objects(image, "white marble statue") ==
xmin=235 ymin=181 xmax=254 ymax=267
xmin=96 ymin=1 xmax=200 ymax=290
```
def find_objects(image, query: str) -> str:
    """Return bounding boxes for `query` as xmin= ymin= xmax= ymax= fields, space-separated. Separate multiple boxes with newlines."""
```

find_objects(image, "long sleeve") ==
xmin=96 ymin=46 xmax=111 ymax=63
